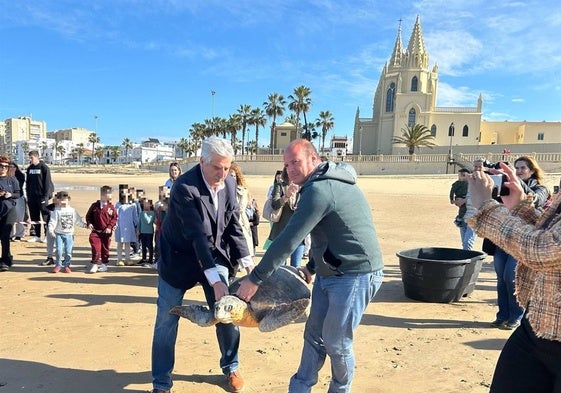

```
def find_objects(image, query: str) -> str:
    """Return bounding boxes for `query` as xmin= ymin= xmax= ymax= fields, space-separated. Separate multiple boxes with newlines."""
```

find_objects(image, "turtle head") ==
xmin=214 ymin=295 xmax=248 ymax=324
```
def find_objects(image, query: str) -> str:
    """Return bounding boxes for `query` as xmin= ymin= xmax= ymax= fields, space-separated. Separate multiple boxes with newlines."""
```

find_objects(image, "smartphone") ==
xmin=490 ymin=174 xmax=510 ymax=197
xmin=554 ymin=185 xmax=559 ymax=194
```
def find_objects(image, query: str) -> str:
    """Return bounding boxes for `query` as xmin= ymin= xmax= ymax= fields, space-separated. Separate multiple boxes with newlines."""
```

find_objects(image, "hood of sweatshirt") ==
xmin=302 ymin=161 xmax=357 ymax=189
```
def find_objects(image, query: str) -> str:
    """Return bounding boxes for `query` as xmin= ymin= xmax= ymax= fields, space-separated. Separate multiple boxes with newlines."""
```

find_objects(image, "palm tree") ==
xmin=177 ymin=137 xmax=189 ymax=159
xmin=76 ymin=143 xmax=86 ymax=164
xmin=110 ymin=146 xmax=121 ymax=163
xmin=122 ymin=138 xmax=133 ymax=164
xmin=288 ymin=85 xmax=312 ymax=139
xmin=236 ymin=104 xmax=252 ymax=156
xmin=53 ymin=140 xmax=60 ymax=164
xmin=246 ymin=140 xmax=258 ymax=155
xmin=88 ymin=132 xmax=100 ymax=164
xmin=392 ymin=123 xmax=436 ymax=157
xmin=40 ymin=141 xmax=48 ymax=158
xmin=21 ymin=141 xmax=29 ymax=157
xmin=316 ymin=110 xmax=335 ymax=153
xmin=226 ymin=114 xmax=242 ymax=155
xmin=264 ymin=93 xmax=285 ymax=153
xmin=249 ymin=107 xmax=267 ymax=154
xmin=94 ymin=147 xmax=105 ymax=164
xmin=189 ymin=122 xmax=206 ymax=156
xmin=56 ymin=145 xmax=66 ymax=164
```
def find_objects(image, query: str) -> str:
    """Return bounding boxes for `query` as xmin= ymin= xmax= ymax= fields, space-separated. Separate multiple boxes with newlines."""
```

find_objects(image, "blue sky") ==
xmin=1 ymin=1 xmax=560 ymax=147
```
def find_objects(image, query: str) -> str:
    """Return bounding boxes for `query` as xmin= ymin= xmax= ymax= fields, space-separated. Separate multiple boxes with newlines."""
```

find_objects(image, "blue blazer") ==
xmin=159 ymin=164 xmax=250 ymax=290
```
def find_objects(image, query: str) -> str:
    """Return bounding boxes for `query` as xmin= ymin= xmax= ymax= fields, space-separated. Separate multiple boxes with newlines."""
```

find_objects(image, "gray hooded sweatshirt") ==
xmin=249 ymin=161 xmax=383 ymax=285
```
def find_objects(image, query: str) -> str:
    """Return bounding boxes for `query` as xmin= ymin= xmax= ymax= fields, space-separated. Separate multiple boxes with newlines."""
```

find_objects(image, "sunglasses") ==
xmin=0 ymin=164 xmax=9 ymax=168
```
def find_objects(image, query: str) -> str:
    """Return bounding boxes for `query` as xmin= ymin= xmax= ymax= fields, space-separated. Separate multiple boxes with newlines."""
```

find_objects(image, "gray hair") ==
xmin=201 ymin=136 xmax=234 ymax=163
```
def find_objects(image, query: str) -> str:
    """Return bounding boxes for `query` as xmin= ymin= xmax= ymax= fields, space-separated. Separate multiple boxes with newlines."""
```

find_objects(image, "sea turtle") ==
xmin=170 ymin=265 xmax=311 ymax=332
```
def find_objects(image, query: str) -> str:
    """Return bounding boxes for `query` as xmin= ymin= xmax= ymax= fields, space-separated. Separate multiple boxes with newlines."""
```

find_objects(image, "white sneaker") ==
xmin=116 ymin=260 xmax=125 ymax=266
xmin=97 ymin=264 xmax=108 ymax=272
xmin=27 ymin=236 xmax=41 ymax=243
xmin=89 ymin=264 xmax=99 ymax=273
xmin=40 ymin=237 xmax=47 ymax=243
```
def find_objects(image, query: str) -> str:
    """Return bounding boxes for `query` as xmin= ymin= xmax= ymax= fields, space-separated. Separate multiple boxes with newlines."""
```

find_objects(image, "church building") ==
xmin=353 ymin=16 xmax=561 ymax=155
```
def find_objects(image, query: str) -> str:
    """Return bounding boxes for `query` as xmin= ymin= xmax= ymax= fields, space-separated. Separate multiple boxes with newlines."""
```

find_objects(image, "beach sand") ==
xmin=2 ymin=170 xmax=553 ymax=392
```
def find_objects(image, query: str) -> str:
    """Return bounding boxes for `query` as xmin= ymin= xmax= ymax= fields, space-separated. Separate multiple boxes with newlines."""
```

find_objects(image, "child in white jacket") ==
xmin=47 ymin=191 xmax=87 ymax=273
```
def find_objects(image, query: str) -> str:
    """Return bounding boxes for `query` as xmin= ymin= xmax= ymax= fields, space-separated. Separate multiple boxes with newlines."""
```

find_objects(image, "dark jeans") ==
xmin=1 ymin=220 xmax=13 ymax=265
xmin=140 ymin=232 xmax=154 ymax=262
xmin=27 ymin=197 xmax=49 ymax=237
xmin=491 ymin=317 xmax=561 ymax=392
xmin=151 ymin=265 xmax=240 ymax=391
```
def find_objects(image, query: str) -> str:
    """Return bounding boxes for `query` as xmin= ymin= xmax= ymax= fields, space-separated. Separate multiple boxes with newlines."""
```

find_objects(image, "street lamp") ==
xmin=211 ymin=90 xmax=216 ymax=134
xmin=359 ymin=126 xmax=363 ymax=156
xmin=447 ymin=122 xmax=455 ymax=174
xmin=448 ymin=122 xmax=455 ymax=161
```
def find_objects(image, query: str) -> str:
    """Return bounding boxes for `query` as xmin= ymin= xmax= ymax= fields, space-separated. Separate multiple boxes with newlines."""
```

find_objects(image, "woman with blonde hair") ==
xmin=229 ymin=163 xmax=254 ymax=256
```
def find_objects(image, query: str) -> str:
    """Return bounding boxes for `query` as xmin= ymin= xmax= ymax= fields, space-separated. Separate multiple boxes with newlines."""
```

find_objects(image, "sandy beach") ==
xmin=2 ymin=169 xmax=558 ymax=393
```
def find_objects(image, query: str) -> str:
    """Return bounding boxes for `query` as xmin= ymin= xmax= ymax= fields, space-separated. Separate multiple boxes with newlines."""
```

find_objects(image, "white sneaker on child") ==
xmin=89 ymin=264 xmax=99 ymax=273
xmin=97 ymin=264 xmax=108 ymax=272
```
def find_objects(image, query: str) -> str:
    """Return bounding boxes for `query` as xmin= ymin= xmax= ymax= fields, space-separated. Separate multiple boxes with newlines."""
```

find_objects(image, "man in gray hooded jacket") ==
xmin=237 ymin=139 xmax=384 ymax=393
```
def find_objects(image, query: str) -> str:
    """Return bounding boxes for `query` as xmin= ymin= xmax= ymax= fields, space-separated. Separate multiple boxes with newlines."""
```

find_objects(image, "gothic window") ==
xmin=462 ymin=125 xmax=469 ymax=137
xmin=411 ymin=76 xmax=418 ymax=92
xmin=430 ymin=124 xmax=436 ymax=136
xmin=408 ymin=108 xmax=416 ymax=126
xmin=386 ymin=83 xmax=395 ymax=112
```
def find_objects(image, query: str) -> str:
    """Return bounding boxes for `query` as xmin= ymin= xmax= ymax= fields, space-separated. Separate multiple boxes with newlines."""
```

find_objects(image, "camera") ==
xmin=490 ymin=174 xmax=510 ymax=197
xmin=483 ymin=160 xmax=509 ymax=170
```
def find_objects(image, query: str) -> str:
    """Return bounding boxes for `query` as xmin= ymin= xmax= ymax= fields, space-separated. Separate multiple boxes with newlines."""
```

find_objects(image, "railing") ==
xmin=141 ymin=152 xmax=561 ymax=170
xmin=433 ymin=107 xmax=479 ymax=113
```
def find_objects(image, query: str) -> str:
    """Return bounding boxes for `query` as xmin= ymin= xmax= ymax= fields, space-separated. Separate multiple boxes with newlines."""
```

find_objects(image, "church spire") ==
xmin=388 ymin=19 xmax=403 ymax=69
xmin=404 ymin=15 xmax=428 ymax=69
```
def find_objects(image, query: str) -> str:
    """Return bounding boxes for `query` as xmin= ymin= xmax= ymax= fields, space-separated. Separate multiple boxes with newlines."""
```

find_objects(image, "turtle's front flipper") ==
xmin=258 ymin=298 xmax=310 ymax=332
xmin=170 ymin=305 xmax=217 ymax=327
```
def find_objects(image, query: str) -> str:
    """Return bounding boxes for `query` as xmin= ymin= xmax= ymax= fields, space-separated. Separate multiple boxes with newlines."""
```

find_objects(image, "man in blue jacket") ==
xmin=237 ymin=139 xmax=384 ymax=393
xmin=151 ymin=136 xmax=253 ymax=393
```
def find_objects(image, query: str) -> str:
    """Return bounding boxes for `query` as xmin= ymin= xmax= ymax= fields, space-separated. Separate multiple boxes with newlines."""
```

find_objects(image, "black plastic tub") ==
xmin=396 ymin=247 xmax=487 ymax=303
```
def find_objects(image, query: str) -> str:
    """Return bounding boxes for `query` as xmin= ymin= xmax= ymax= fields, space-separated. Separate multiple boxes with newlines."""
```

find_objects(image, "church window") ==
xmin=386 ymin=83 xmax=395 ymax=112
xmin=538 ymin=133 xmax=544 ymax=141
xmin=411 ymin=76 xmax=418 ymax=92
xmin=408 ymin=108 xmax=416 ymax=126
xmin=430 ymin=124 xmax=436 ymax=136
xmin=462 ymin=125 xmax=469 ymax=137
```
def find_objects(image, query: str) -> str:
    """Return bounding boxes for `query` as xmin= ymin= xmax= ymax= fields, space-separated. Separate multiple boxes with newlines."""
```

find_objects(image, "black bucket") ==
xmin=396 ymin=247 xmax=487 ymax=303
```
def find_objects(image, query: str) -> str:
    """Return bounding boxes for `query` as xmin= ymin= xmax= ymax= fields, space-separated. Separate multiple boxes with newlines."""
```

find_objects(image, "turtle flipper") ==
xmin=258 ymin=298 xmax=310 ymax=332
xmin=170 ymin=305 xmax=217 ymax=327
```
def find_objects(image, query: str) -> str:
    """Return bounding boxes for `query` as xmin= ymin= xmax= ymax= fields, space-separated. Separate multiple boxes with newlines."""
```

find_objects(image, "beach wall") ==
xmin=149 ymin=161 xmax=561 ymax=176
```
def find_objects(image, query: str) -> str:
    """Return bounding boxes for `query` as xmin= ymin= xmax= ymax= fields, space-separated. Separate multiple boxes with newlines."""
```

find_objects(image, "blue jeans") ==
xmin=494 ymin=248 xmax=524 ymax=323
xmin=290 ymin=242 xmax=306 ymax=267
xmin=459 ymin=221 xmax=477 ymax=250
xmin=288 ymin=269 xmax=384 ymax=393
xmin=151 ymin=265 xmax=240 ymax=391
xmin=55 ymin=233 xmax=73 ymax=267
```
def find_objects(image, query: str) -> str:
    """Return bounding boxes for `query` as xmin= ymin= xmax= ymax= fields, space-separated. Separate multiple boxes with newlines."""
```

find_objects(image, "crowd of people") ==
xmin=0 ymin=151 xmax=176 ymax=274
xmin=6 ymin=142 xmax=561 ymax=392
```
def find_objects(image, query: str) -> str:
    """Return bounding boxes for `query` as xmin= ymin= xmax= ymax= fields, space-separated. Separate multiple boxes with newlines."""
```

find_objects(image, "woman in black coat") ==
xmin=0 ymin=156 xmax=21 ymax=270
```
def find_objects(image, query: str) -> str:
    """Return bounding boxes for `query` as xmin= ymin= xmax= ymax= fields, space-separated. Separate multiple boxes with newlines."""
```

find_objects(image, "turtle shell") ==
xmin=228 ymin=265 xmax=310 ymax=324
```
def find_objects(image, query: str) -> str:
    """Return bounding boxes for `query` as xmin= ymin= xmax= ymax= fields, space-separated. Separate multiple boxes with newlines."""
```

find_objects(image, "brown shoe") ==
xmin=227 ymin=370 xmax=244 ymax=392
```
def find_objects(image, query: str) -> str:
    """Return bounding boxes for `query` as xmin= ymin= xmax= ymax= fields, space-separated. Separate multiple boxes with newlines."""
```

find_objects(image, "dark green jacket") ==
xmin=249 ymin=161 xmax=383 ymax=285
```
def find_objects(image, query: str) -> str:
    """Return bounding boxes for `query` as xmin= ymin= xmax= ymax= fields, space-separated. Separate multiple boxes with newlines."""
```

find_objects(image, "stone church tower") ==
xmin=353 ymin=16 xmax=482 ymax=155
